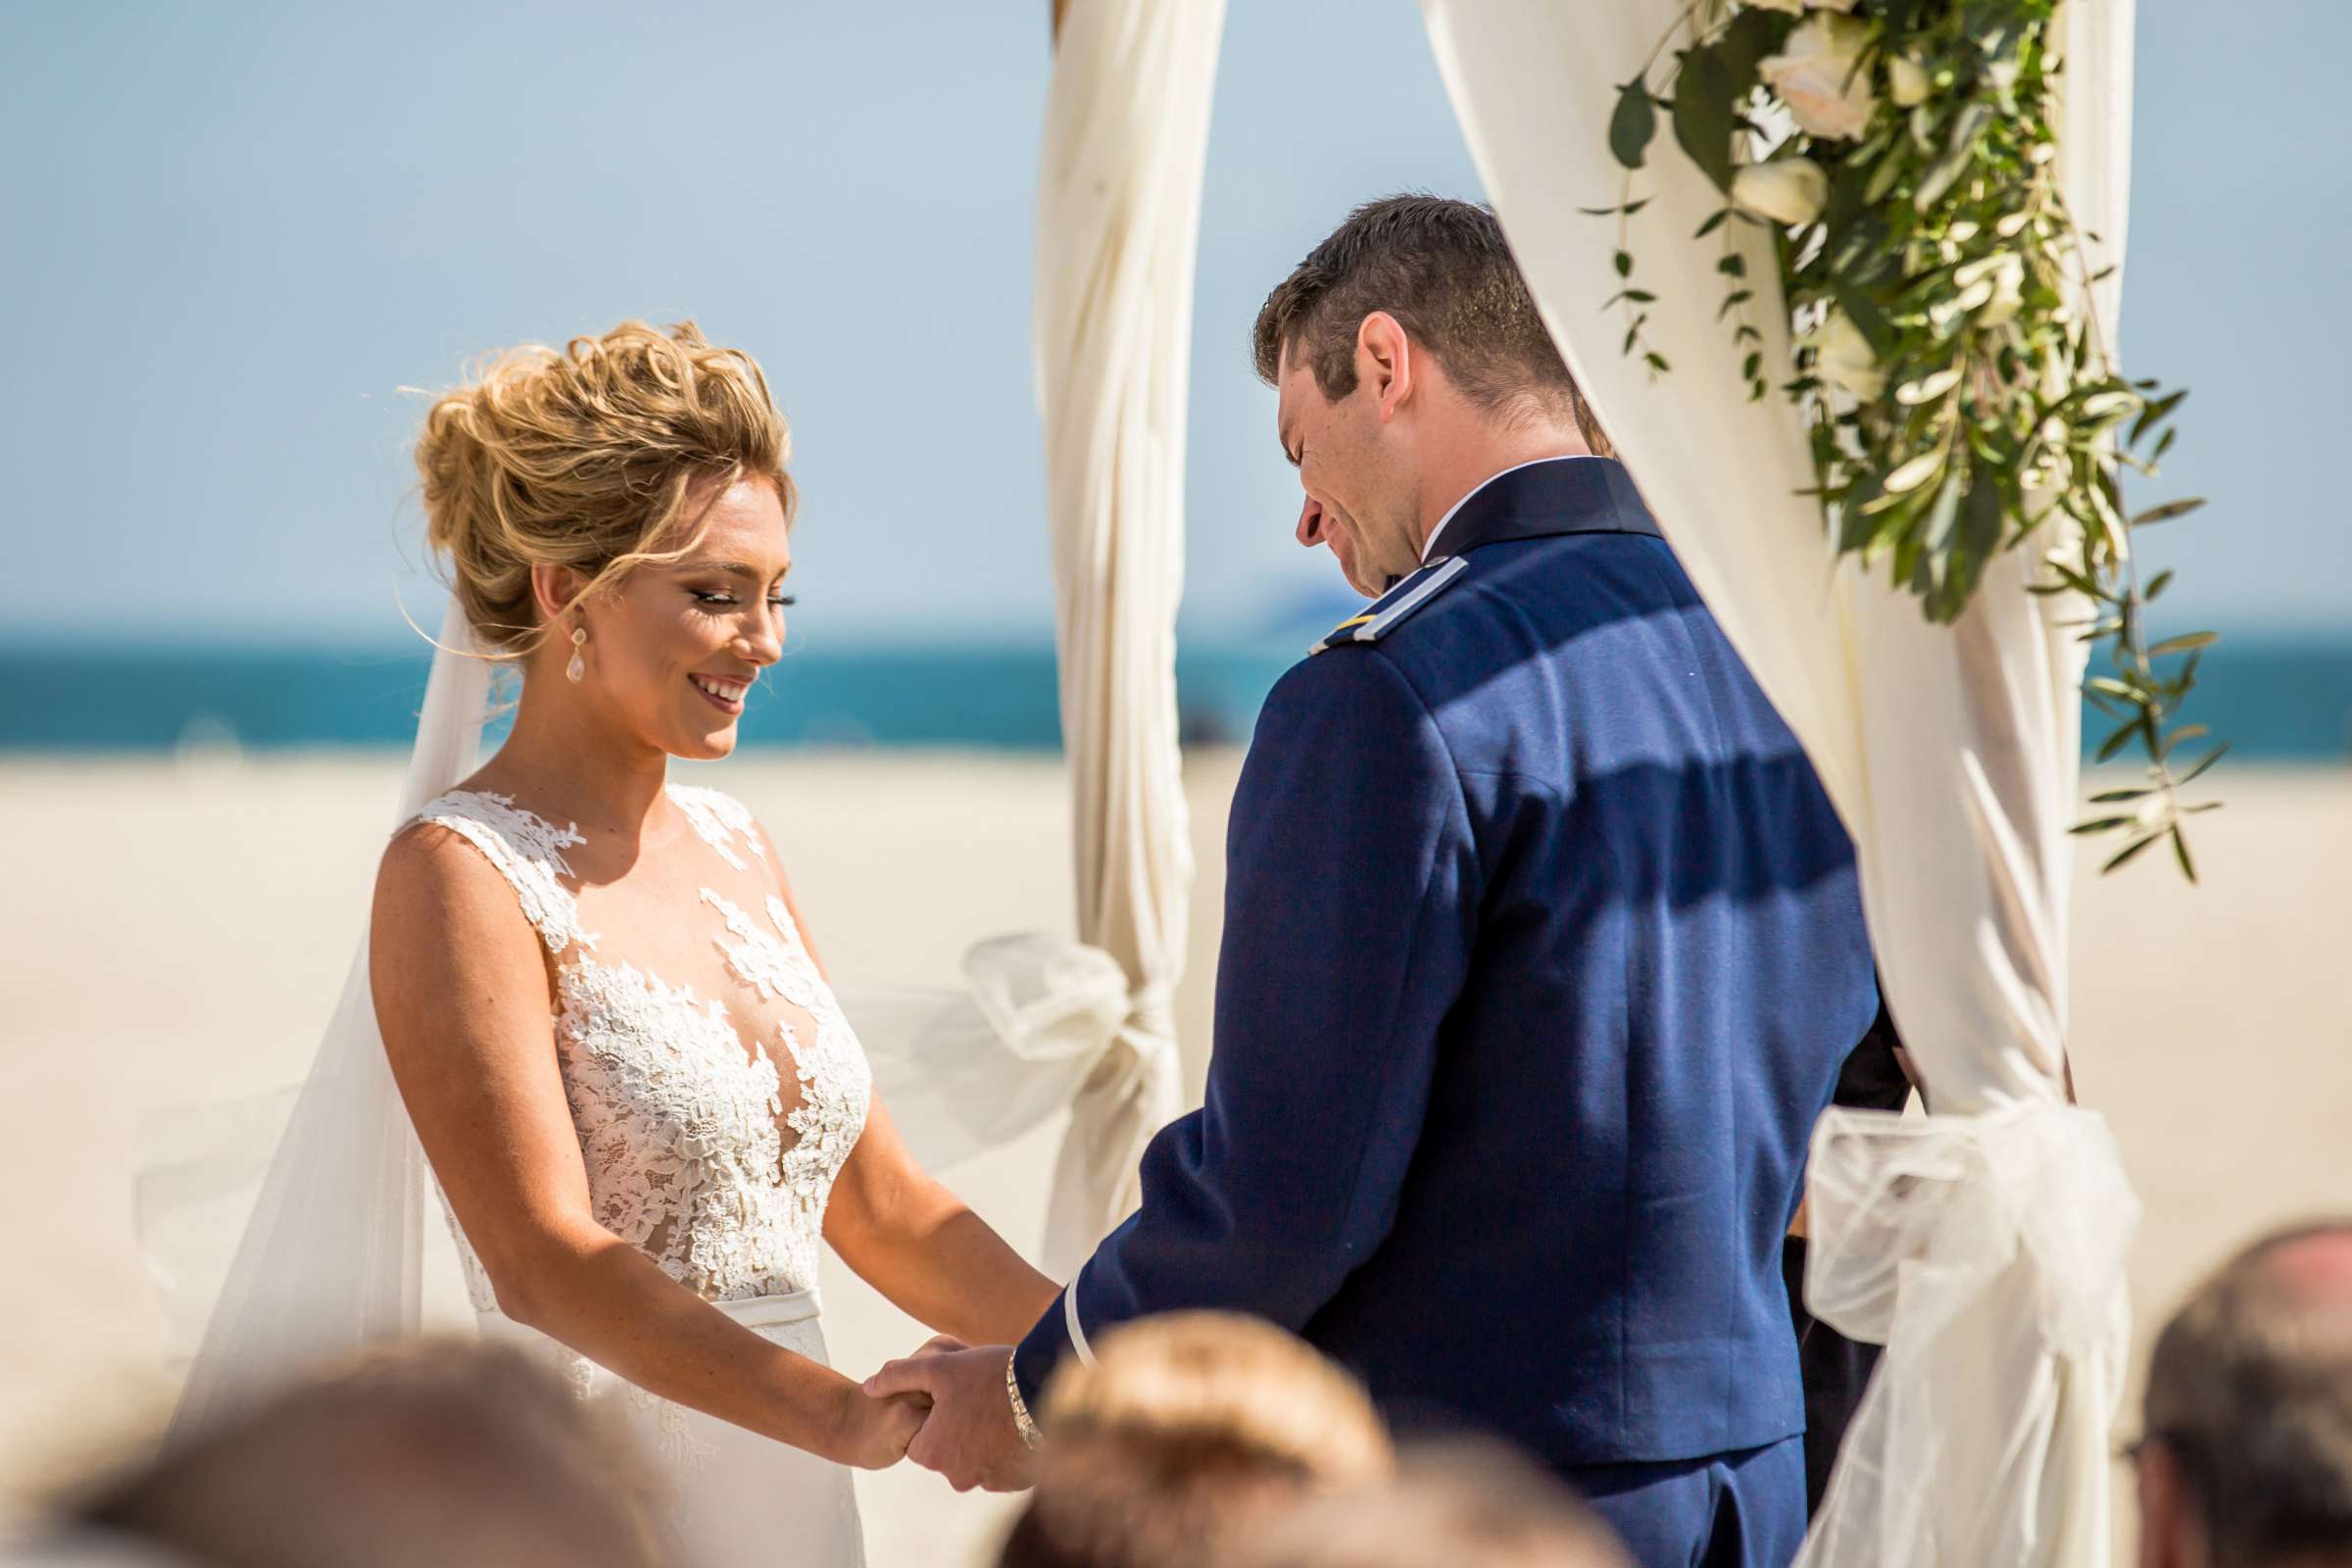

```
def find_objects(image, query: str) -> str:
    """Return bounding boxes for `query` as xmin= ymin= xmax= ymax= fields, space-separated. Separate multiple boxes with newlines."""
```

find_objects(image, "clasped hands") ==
xmin=853 ymin=1335 xmax=1035 ymax=1492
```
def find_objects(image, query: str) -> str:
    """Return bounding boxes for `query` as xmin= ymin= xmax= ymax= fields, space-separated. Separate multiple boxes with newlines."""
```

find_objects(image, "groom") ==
xmin=868 ymin=196 xmax=1878 ymax=1565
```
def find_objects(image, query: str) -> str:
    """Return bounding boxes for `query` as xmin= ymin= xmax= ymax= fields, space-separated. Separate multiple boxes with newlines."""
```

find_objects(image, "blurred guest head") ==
xmin=995 ymin=1311 xmax=1392 ymax=1568
xmin=1233 ymin=1439 xmax=1630 ymax=1568
xmin=2136 ymin=1218 xmax=2352 ymax=1568
xmin=1253 ymin=195 xmax=1614 ymax=597
xmin=63 ymin=1337 xmax=669 ymax=1568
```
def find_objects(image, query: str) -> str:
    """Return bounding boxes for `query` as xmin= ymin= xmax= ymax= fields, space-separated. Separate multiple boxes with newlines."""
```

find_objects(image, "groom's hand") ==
xmin=864 ymin=1343 xmax=1034 ymax=1493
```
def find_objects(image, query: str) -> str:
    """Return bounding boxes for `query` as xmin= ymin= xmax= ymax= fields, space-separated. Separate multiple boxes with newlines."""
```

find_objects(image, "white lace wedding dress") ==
xmin=406 ymin=780 xmax=873 ymax=1567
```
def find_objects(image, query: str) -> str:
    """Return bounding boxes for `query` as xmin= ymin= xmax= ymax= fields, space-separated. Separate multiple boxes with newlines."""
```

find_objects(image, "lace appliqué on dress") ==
xmin=670 ymin=783 xmax=767 ymax=872
xmin=413 ymin=791 xmax=600 ymax=956
xmin=556 ymin=954 xmax=819 ymax=1298
xmin=626 ymin=1383 xmax=721 ymax=1466
xmin=702 ymin=889 xmax=873 ymax=1221
xmin=401 ymin=784 xmax=872 ymax=1467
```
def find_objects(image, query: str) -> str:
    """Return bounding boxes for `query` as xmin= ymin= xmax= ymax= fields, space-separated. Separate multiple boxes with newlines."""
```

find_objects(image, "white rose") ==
xmin=1744 ymin=0 xmax=1804 ymax=12
xmin=1760 ymin=15 xmax=1878 ymax=140
xmin=1809 ymin=309 xmax=1886 ymax=400
xmin=1731 ymin=158 xmax=1830 ymax=226
xmin=1888 ymin=51 xmax=1932 ymax=107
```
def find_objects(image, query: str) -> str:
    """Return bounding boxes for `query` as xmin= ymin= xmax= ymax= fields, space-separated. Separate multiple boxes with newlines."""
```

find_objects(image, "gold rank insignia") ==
xmin=1308 ymin=556 xmax=1469 ymax=656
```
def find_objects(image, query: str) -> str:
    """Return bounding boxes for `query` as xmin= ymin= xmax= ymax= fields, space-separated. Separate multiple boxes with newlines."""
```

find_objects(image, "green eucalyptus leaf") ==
xmin=1837 ymin=474 xmax=1886 ymax=554
xmin=2130 ymin=388 xmax=2187 ymax=446
xmin=2148 ymin=631 xmax=2218 ymax=657
xmin=2078 ymin=389 xmax=2140 ymax=426
xmin=1610 ymin=78 xmax=1658 ymax=171
xmin=2103 ymin=831 xmax=2165 ymax=873
xmin=1715 ymin=6 xmax=1779 ymax=103
xmin=1914 ymin=104 xmax=1992 ymax=210
xmin=2132 ymin=497 xmax=2206 ymax=526
xmin=1864 ymin=153 xmax=1905 ymax=206
xmin=1671 ymin=46 xmax=1737 ymax=191
xmin=1960 ymin=471 xmax=2004 ymax=560
xmin=2045 ymin=563 xmax=2101 ymax=599
xmin=2173 ymin=742 xmax=2230 ymax=788
xmin=1922 ymin=469 xmax=1965 ymax=555
xmin=1834 ymin=283 xmax=1894 ymax=355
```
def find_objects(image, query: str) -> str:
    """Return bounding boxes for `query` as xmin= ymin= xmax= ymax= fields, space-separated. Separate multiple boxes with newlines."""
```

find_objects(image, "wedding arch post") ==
xmin=1418 ymin=2 xmax=2142 ymax=1562
xmin=1030 ymin=0 xmax=1225 ymax=1275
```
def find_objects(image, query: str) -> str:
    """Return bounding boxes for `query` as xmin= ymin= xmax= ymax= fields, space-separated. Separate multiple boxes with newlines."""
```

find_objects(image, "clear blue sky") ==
xmin=3 ymin=0 xmax=2343 ymax=646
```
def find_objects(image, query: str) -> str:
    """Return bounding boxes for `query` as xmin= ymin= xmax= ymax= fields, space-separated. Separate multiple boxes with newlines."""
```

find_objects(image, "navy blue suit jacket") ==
xmin=1015 ymin=457 xmax=1877 ymax=1470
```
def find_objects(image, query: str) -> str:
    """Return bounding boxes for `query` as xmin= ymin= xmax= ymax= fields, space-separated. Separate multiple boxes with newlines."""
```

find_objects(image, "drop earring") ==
xmin=565 ymin=625 xmax=588 ymax=684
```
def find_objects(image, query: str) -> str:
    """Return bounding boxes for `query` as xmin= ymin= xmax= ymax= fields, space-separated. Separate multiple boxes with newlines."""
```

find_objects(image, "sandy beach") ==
xmin=1 ymin=751 xmax=2344 ymax=1564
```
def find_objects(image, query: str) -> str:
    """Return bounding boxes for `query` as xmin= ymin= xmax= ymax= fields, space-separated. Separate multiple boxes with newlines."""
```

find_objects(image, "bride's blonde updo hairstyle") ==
xmin=415 ymin=319 xmax=795 ymax=655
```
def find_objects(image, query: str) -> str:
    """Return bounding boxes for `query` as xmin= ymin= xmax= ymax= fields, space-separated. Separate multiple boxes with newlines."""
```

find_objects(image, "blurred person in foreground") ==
xmin=55 ymin=1338 xmax=669 ymax=1568
xmin=2135 ymin=1218 xmax=2352 ymax=1568
xmin=994 ymin=1312 xmax=1392 ymax=1568
xmin=1237 ymin=1441 xmax=1631 ymax=1568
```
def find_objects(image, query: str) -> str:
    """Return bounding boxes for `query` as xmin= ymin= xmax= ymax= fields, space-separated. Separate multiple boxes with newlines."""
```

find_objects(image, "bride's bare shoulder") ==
xmin=371 ymin=813 xmax=548 ymax=971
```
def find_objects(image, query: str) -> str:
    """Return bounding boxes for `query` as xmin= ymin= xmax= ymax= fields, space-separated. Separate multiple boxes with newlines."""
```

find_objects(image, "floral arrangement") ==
xmin=1594 ymin=0 xmax=2220 ymax=876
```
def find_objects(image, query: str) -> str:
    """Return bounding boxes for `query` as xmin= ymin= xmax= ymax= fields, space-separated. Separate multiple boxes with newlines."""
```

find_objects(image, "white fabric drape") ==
xmin=1030 ymin=0 xmax=1224 ymax=1276
xmin=1419 ymin=3 xmax=2140 ymax=1562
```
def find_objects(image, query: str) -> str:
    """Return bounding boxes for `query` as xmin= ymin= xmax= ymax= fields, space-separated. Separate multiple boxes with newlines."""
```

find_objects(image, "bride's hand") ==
xmin=827 ymin=1383 xmax=931 ymax=1470
xmin=824 ymin=1334 xmax=964 ymax=1468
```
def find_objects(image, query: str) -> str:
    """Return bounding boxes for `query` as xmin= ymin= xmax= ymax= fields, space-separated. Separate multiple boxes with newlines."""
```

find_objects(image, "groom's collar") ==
xmin=1416 ymin=456 xmax=1658 ymax=565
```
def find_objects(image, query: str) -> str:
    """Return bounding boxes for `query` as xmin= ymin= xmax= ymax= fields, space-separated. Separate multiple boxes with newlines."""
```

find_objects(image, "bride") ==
xmin=348 ymin=320 xmax=1054 ymax=1561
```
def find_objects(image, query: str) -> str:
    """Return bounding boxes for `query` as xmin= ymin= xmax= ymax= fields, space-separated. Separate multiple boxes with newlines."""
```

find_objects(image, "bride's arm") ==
xmin=756 ymin=843 xmax=1059 ymax=1345
xmin=370 ymin=824 xmax=925 ymax=1468
xmin=823 ymin=1094 xmax=1060 ymax=1347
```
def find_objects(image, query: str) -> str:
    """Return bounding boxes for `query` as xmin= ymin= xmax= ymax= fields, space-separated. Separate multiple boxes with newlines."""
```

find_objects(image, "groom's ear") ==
xmin=1356 ymin=311 xmax=1415 ymax=425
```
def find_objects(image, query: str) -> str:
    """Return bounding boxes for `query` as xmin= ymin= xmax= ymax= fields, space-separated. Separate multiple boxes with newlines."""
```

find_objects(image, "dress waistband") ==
xmin=477 ymin=1286 xmax=822 ymax=1340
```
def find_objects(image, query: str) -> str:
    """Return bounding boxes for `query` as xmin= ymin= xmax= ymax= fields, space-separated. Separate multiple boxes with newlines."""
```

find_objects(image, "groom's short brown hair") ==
xmin=1252 ymin=195 xmax=1613 ymax=455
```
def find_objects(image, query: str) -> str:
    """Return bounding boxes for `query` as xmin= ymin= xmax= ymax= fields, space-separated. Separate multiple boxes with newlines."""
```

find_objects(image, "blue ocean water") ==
xmin=2 ymin=633 xmax=2346 ymax=761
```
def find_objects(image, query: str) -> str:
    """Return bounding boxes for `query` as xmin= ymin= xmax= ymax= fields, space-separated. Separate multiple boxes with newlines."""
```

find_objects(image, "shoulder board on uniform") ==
xmin=1308 ymin=556 xmax=1469 ymax=656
